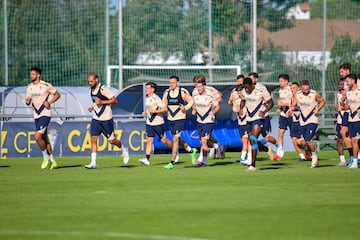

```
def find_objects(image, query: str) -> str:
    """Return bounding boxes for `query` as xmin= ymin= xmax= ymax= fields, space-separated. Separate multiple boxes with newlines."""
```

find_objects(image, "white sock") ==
xmin=247 ymin=151 xmax=252 ymax=163
xmin=42 ymin=150 xmax=49 ymax=159
xmin=91 ymin=152 xmax=97 ymax=165
xmin=186 ymin=145 xmax=192 ymax=152
xmin=299 ymin=153 xmax=305 ymax=159
xmin=213 ymin=143 xmax=219 ymax=150
xmin=311 ymin=152 xmax=317 ymax=158
xmin=240 ymin=151 xmax=247 ymax=160
xmin=358 ymin=153 xmax=360 ymax=160
xmin=340 ymin=155 xmax=346 ymax=163
xmin=279 ymin=149 xmax=284 ymax=158
xmin=198 ymin=151 xmax=203 ymax=161
xmin=50 ymin=154 xmax=54 ymax=162
xmin=352 ymin=158 xmax=358 ymax=165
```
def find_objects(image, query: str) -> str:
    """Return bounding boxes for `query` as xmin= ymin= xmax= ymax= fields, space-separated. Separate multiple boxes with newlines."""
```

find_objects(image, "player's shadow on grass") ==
xmin=0 ymin=165 xmax=10 ymax=168
xmin=208 ymin=161 xmax=234 ymax=167
xmin=119 ymin=165 xmax=137 ymax=168
xmin=182 ymin=161 xmax=234 ymax=168
xmin=264 ymin=162 xmax=288 ymax=166
xmin=316 ymin=164 xmax=333 ymax=168
xmin=258 ymin=162 xmax=288 ymax=170
xmin=256 ymin=156 xmax=272 ymax=162
xmin=57 ymin=164 xmax=84 ymax=169
xmin=151 ymin=162 xmax=168 ymax=166
xmin=259 ymin=166 xmax=283 ymax=170
xmin=151 ymin=161 xmax=187 ymax=166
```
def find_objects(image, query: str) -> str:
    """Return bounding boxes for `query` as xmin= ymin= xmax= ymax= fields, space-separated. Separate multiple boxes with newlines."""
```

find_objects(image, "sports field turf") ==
xmin=0 ymin=151 xmax=359 ymax=240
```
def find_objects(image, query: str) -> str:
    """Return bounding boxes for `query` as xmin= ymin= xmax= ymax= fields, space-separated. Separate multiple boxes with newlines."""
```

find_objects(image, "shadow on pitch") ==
xmin=151 ymin=161 xmax=188 ymax=166
xmin=208 ymin=161 xmax=234 ymax=167
xmin=0 ymin=165 xmax=10 ymax=168
xmin=182 ymin=161 xmax=234 ymax=168
xmin=316 ymin=164 xmax=333 ymax=168
xmin=258 ymin=162 xmax=288 ymax=170
xmin=259 ymin=166 xmax=283 ymax=170
xmin=57 ymin=164 xmax=83 ymax=169
xmin=263 ymin=162 xmax=288 ymax=166
xmin=119 ymin=165 xmax=137 ymax=168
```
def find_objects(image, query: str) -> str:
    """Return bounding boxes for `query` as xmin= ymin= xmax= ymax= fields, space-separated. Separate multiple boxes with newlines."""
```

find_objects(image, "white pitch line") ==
xmin=0 ymin=229 xmax=213 ymax=240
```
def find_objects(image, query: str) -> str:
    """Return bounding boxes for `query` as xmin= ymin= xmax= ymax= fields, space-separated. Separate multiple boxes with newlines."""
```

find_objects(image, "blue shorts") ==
xmin=342 ymin=112 xmax=349 ymax=127
xmin=247 ymin=119 xmax=264 ymax=128
xmin=335 ymin=123 xmax=342 ymax=139
xmin=300 ymin=123 xmax=318 ymax=142
xmin=247 ymin=119 xmax=264 ymax=135
xmin=290 ymin=121 xmax=301 ymax=138
xmin=146 ymin=124 xmax=166 ymax=138
xmin=238 ymin=124 xmax=251 ymax=137
xmin=348 ymin=121 xmax=360 ymax=138
xmin=169 ymin=119 xmax=186 ymax=136
xmin=197 ymin=123 xmax=214 ymax=138
xmin=91 ymin=119 xmax=114 ymax=138
xmin=35 ymin=116 xmax=51 ymax=134
xmin=279 ymin=115 xmax=292 ymax=130
xmin=261 ymin=116 xmax=272 ymax=137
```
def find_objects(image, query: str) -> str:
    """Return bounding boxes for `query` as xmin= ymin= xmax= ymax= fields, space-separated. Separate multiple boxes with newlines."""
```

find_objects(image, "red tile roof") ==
xmin=253 ymin=19 xmax=360 ymax=51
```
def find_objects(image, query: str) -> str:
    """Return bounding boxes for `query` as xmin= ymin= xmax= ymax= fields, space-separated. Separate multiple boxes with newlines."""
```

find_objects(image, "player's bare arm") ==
xmin=95 ymin=96 xmax=117 ymax=105
xmin=259 ymin=98 xmax=274 ymax=117
xmin=44 ymin=90 xmax=61 ymax=109
xmin=25 ymin=97 xmax=32 ymax=105
xmin=314 ymin=92 xmax=326 ymax=116
xmin=212 ymin=104 xmax=220 ymax=115
xmin=182 ymin=92 xmax=194 ymax=112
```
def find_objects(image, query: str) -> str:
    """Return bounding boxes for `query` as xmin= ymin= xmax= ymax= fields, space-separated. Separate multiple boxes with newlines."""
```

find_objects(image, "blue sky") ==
xmin=110 ymin=0 xmax=125 ymax=8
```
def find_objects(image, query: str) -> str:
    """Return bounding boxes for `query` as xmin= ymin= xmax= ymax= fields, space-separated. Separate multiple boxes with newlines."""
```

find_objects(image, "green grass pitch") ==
xmin=0 ymin=151 xmax=359 ymax=240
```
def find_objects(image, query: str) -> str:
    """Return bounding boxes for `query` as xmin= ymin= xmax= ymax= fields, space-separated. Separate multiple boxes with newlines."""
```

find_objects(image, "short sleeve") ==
xmin=100 ymin=86 xmax=114 ymax=99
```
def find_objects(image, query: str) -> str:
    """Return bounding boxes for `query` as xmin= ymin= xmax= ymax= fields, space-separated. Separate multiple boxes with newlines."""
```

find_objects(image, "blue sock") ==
xmin=259 ymin=139 xmax=266 ymax=145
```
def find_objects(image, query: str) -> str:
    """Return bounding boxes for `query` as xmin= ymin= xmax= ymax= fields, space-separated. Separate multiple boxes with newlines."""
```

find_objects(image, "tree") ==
xmin=326 ymin=33 xmax=360 ymax=91
xmin=3 ymin=0 xmax=105 ymax=86
xmin=311 ymin=0 xmax=360 ymax=19
xmin=330 ymin=34 xmax=360 ymax=63
xmin=257 ymin=0 xmax=302 ymax=32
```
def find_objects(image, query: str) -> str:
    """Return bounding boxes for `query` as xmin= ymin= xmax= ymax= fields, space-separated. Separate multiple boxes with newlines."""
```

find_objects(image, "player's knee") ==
xmin=34 ymin=132 xmax=42 ymax=141
xmin=201 ymin=138 xmax=207 ymax=147
xmin=340 ymin=128 xmax=347 ymax=135
xmin=249 ymin=135 xmax=258 ymax=150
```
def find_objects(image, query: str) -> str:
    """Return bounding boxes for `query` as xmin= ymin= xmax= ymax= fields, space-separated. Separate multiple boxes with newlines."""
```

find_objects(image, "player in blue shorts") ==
xmin=25 ymin=67 xmax=61 ymax=169
xmin=248 ymin=72 xmax=276 ymax=159
xmin=239 ymin=77 xmax=274 ymax=171
xmin=343 ymin=74 xmax=360 ymax=169
xmin=273 ymin=74 xmax=292 ymax=161
xmin=192 ymin=79 xmax=220 ymax=167
xmin=85 ymin=73 xmax=129 ymax=169
xmin=230 ymin=84 xmax=251 ymax=163
xmin=335 ymin=78 xmax=352 ymax=166
xmin=288 ymin=82 xmax=309 ymax=161
xmin=138 ymin=82 xmax=172 ymax=166
xmin=291 ymin=80 xmax=326 ymax=168
xmin=162 ymin=76 xmax=196 ymax=169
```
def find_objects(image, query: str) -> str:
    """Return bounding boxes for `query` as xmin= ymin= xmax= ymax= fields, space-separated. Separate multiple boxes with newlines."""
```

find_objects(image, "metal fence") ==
xmin=1 ymin=0 xmax=359 ymax=91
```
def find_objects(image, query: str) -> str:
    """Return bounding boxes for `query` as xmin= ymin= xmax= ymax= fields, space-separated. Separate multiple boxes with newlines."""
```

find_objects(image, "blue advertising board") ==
xmin=1 ymin=120 xmax=147 ymax=158
xmin=1 ymin=117 xmax=295 ymax=159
